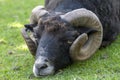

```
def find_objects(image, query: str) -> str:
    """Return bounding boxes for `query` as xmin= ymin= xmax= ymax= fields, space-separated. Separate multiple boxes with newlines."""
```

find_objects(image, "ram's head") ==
xmin=21 ymin=6 xmax=103 ymax=77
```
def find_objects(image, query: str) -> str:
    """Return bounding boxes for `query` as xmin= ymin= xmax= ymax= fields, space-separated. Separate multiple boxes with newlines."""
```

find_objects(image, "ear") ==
xmin=76 ymin=27 xmax=98 ymax=35
xmin=45 ymin=0 xmax=50 ymax=7
xmin=24 ymin=24 xmax=37 ymax=32
xmin=63 ymin=30 xmax=79 ymax=42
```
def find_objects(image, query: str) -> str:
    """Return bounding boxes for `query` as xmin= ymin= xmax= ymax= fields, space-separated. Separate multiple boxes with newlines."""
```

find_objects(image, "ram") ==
xmin=21 ymin=0 xmax=120 ymax=77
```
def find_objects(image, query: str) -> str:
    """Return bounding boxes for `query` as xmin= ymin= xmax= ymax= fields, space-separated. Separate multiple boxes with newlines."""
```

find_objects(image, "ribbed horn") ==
xmin=61 ymin=8 xmax=103 ymax=61
xmin=30 ymin=6 xmax=49 ymax=24
xmin=21 ymin=28 xmax=37 ymax=56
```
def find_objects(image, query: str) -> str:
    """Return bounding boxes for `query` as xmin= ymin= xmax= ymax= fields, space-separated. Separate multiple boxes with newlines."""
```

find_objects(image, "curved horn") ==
xmin=30 ymin=6 xmax=49 ymax=24
xmin=61 ymin=8 xmax=103 ymax=61
xmin=21 ymin=28 xmax=37 ymax=57
xmin=22 ymin=6 xmax=49 ymax=57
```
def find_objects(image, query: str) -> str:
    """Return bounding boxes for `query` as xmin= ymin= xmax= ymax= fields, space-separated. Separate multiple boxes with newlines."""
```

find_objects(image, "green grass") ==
xmin=0 ymin=0 xmax=120 ymax=80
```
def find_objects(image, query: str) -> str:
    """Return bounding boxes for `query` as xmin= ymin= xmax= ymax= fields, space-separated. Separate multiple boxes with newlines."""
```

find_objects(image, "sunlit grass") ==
xmin=0 ymin=0 xmax=120 ymax=80
xmin=0 ymin=0 xmax=5 ymax=2
xmin=0 ymin=39 xmax=7 ymax=43
xmin=8 ymin=22 xmax=23 ymax=28
xmin=15 ymin=44 xmax=28 ymax=51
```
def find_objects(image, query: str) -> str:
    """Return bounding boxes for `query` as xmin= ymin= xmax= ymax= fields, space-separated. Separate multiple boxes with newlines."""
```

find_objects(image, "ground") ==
xmin=0 ymin=0 xmax=120 ymax=80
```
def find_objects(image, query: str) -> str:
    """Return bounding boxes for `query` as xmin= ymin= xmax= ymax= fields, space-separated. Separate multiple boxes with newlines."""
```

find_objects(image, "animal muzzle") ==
xmin=33 ymin=56 xmax=55 ymax=77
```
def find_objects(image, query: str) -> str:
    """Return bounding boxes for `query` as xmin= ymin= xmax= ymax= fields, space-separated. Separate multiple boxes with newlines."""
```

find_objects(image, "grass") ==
xmin=0 ymin=0 xmax=120 ymax=80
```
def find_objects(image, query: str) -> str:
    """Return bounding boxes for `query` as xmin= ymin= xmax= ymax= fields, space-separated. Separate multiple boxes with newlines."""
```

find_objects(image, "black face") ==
xmin=33 ymin=16 xmax=78 ymax=76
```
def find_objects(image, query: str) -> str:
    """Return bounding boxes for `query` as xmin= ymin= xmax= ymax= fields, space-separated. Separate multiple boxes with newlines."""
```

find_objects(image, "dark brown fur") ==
xmin=44 ymin=17 xmax=66 ymax=32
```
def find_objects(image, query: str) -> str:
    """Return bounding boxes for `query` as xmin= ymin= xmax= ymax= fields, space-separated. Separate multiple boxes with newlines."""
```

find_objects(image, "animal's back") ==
xmin=45 ymin=0 xmax=120 ymax=46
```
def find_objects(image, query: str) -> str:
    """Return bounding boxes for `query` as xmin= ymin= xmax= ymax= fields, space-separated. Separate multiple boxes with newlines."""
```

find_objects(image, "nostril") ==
xmin=39 ymin=64 xmax=48 ymax=69
xmin=44 ymin=59 xmax=49 ymax=62
xmin=35 ymin=57 xmax=49 ymax=70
